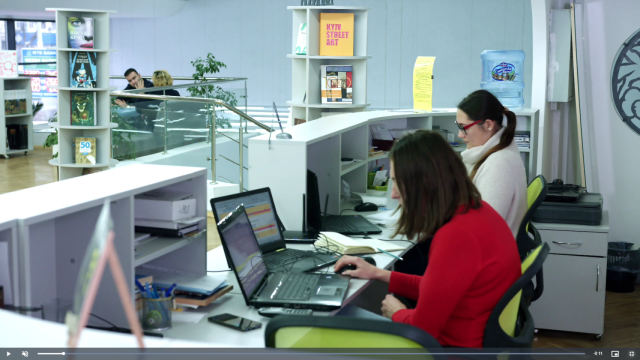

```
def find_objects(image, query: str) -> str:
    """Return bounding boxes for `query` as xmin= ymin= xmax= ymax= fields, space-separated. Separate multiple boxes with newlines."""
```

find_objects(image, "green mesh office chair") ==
xmin=517 ymin=175 xmax=548 ymax=305
xmin=517 ymin=175 xmax=548 ymax=258
xmin=265 ymin=315 xmax=442 ymax=349
xmin=483 ymin=243 xmax=549 ymax=348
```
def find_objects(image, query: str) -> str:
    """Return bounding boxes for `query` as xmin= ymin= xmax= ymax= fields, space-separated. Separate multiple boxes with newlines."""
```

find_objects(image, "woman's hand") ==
xmin=333 ymin=255 xmax=390 ymax=282
xmin=381 ymin=294 xmax=407 ymax=319
xmin=115 ymin=99 xmax=128 ymax=108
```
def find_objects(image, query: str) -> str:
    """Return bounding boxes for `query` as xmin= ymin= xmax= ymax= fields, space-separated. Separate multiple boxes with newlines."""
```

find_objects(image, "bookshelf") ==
xmin=0 ymin=164 xmax=207 ymax=328
xmin=249 ymin=109 xmax=539 ymax=230
xmin=0 ymin=78 xmax=34 ymax=159
xmin=287 ymin=6 xmax=371 ymax=124
xmin=46 ymin=8 xmax=118 ymax=180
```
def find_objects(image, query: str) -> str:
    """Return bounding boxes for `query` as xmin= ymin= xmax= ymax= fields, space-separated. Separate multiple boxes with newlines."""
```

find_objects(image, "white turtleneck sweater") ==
xmin=461 ymin=128 xmax=527 ymax=237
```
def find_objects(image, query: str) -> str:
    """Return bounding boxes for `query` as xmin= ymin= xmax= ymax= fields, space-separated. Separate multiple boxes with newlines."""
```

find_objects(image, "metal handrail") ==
xmin=110 ymin=92 xmax=273 ymax=192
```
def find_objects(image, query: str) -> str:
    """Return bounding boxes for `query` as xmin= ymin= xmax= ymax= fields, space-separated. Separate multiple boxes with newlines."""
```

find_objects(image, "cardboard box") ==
xmin=134 ymin=191 xmax=196 ymax=221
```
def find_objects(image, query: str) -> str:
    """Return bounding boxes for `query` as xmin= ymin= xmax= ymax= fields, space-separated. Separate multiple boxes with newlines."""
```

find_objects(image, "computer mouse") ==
xmin=361 ymin=256 xmax=376 ymax=267
xmin=335 ymin=264 xmax=358 ymax=275
xmin=354 ymin=202 xmax=379 ymax=212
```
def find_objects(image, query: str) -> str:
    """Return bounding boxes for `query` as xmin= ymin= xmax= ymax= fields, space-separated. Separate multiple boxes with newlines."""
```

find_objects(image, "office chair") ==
xmin=265 ymin=315 xmax=442 ymax=349
xmin=516 ymin=175 xmax=548 ymax=258
xmin=483 ymin=243 xmax=550 ymax=348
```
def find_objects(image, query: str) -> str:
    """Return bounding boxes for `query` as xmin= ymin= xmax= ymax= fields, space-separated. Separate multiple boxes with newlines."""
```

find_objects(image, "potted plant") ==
xmin=187 ymin=53 xmax=237 ymax=129
xmin=43 ymin=113 xmax=58 ymax=159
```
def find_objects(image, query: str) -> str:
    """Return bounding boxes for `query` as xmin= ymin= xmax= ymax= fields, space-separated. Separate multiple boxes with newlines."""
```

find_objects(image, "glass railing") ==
xmin=110 ymin=81 xmax=272 ymax=192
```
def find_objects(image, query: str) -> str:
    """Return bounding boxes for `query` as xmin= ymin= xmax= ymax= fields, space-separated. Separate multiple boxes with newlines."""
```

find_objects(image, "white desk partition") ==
xmin=0 ymin=218 xmax=19 ymax=306
xmin=0 ymin=164 xmax=208 ymax=329
xmin=249 ymin=109 xmax=539 ymax=232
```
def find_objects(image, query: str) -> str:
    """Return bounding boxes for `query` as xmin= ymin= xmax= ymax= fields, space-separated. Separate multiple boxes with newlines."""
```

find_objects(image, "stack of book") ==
xmin=137 ymin=270 xmax=232 ymax=309
xmin=515 ymin=131 xmax=531 ymax=149
xmin=134 ymin=190 xmax=200 ymax=237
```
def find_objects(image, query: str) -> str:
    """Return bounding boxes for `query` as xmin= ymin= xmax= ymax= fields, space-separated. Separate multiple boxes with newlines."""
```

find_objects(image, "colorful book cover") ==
xmin=321 ymin=65 xmax=353 ymax=104
xmin=319 ymin=13 xmax=354 ymax=56
xmin=75 ymin=137 xmax=97 ymax=164
xmin=71 ymin=91 xmax=97 ymax=126
xmin=69 ymin=51 xmax=97 ymax=88
xmin=295 ymin=23 xmax=307 ymax=55
xmin=0 ymin=51 xmax=18 ymax=78
xmin=67 ymin=17 xmax=94 ymax=49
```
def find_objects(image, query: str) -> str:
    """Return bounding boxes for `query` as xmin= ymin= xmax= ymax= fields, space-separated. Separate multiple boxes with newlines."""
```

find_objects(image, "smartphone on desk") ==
xmin=208 ymin=313 xmax=262 ymax=332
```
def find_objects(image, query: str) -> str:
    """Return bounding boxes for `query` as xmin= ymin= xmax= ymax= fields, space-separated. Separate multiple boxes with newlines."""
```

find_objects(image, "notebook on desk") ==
xmin=217 ymin=204 xmax=349 ymax=311
xmin=210 ymin=187 xmax=339 ymax=273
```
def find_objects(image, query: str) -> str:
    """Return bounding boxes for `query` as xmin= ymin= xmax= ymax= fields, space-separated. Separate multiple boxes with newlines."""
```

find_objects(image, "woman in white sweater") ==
xmin=456 ymin=90 xmax=527 ymax=237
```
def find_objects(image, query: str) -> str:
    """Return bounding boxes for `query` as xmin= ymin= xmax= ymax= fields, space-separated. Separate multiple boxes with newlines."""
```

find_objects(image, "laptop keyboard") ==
xmin=264 ymin=249 xmax=309 ymax=268
xmin=324 ymin=216 xmax=358 ymax=232
xmin=275 ymin=273 xmax=320 ymax=301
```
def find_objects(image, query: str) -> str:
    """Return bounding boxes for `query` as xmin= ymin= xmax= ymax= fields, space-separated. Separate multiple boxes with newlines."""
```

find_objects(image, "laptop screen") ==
xmin=213 ymin=190 xmax=283 ymax=247
xmin=219 ymin=208 xmax=269 ymax=300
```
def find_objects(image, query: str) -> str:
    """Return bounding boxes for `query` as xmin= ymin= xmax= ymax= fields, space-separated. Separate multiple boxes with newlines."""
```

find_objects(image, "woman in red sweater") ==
xmin=334 ymin=130 xmax=521 ymax=348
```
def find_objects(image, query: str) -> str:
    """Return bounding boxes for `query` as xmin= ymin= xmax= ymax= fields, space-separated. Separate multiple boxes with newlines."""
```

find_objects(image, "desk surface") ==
xmin=159 ymin=223 xmax=409 ymax=347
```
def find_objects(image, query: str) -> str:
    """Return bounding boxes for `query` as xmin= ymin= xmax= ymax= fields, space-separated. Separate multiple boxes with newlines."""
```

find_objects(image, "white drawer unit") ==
xmin=530 ymin=212 xmax=609 ymax=339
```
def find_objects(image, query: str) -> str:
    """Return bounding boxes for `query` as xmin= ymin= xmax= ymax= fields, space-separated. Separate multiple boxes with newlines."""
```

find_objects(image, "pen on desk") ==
xmin=377 ymin=248 xmax=403 ymax=261
xmin=165 ymin=284 xmax=177 ymax=297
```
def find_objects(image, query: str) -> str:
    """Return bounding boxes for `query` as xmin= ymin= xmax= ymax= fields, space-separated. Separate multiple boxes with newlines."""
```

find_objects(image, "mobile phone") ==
xmin=208 ymin=313 xmax=262 ymax=332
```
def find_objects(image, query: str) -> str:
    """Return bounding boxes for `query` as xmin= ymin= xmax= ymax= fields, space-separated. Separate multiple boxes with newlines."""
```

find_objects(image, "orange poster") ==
xmin=319 ymin=13 xmax=354 ymax=56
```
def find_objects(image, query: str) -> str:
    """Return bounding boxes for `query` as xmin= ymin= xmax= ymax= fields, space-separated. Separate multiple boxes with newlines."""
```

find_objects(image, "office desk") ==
xmin=160 ymin=224 xmax=410 ymax=347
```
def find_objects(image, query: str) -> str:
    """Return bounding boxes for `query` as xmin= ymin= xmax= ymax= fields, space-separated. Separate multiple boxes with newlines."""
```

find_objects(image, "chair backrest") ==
xmin=517 ymin=175 xmax=548 ymax=258
xmin=265 ymin=315 xmax=442 ymax=349
xmin=483 ymin=243 xmax=550 ymax=348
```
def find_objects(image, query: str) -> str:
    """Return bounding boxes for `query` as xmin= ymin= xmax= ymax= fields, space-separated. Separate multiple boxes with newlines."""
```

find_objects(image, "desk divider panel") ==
xmin=22 ymin=219 xmax=56 ymax=311
xmin=307 ymin=135 xmax=341 ymax=216
xmin=0 ymin=222 xmax=19 ymax=306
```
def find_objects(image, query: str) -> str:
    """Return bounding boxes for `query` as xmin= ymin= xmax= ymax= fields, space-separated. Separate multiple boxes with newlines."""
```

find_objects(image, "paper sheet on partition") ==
xmin=413 ymin=56 xmax=435 ymax=111
xmin=0 ymin=242 xmax=13 ymax=305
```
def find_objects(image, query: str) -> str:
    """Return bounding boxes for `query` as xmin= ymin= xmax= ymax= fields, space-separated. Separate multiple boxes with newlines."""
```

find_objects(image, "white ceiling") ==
xmin=0 ymin=0 xmax=188 ymax=20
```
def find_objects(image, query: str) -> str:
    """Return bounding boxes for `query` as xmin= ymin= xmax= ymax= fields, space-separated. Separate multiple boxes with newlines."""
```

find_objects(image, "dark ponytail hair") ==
xmin=457 ymin=90 xmax=517 ymax=180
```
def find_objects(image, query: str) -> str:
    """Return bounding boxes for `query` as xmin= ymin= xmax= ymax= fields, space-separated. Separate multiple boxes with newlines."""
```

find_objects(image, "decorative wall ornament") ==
xmin=612 ymin=28 xmax=640 ymax=135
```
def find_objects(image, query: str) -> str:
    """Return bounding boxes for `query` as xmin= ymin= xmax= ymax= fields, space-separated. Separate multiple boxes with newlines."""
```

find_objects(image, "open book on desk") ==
xmin=314 ymin=232 xmax=404 ymax=255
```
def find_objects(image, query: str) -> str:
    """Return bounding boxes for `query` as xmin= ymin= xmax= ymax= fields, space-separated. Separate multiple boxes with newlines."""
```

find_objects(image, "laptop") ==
xmin=210 ymin=188 xmax=340 ymax=273
xmin=307 ymin=169 xmax=382 ymax=236
xmin=217 ymin=204 xmax=349 ymax=311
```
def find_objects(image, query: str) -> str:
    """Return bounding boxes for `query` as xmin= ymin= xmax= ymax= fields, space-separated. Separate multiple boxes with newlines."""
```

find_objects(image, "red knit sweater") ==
xmin=390 ymin=201 xmax=521 ymax=348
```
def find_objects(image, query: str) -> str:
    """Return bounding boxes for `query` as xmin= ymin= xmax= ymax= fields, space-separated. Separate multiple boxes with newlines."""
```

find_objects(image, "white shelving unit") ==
xmin=47 ymin=8 xmax=118 ymax=180
xmin=0 ymin=78 xmax=34 ymax=159
xmin=287 ymin=6 xmax=371 ymax=123
xmin=0 ymin=164 xmax=207 ymax=328
xmin=249 ymin=109 xmax=539 ymax=230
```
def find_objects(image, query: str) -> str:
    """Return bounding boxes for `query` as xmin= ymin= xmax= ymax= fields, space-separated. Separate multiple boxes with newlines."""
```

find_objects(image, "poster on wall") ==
xmin=0 ymin=51 xmax=18 ymax=78
xmin=21 ymin=49 xmax=58 ymax=98
xmin=413 ymin=56 xmax=435 ymax=112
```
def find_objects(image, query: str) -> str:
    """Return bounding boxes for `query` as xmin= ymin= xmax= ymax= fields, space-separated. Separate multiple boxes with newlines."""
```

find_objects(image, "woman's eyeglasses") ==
xmin=455 ymin=119 xmax=484 ymax=135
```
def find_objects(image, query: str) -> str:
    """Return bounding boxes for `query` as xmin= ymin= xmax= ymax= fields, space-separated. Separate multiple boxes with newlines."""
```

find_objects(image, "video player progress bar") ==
xmin=37 ymin=353 xmax=65 ymax=356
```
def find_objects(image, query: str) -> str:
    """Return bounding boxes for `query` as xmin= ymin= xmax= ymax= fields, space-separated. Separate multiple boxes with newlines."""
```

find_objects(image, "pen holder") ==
xmin=141 ymin=296 xmax=173 ymax=331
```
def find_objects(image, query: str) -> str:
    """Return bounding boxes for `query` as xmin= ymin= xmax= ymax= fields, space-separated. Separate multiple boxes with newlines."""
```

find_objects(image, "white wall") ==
xmin=109 ymin=0 xmax=533 ymax=109
xmin=578 ymin=0 xmax=640 ymax=245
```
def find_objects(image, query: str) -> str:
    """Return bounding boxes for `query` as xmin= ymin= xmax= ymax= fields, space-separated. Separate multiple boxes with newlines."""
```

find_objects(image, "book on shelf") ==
xmin=319 ymin=13 xmax=354 ymax=56
xmin=134 ymin=191 xmax=196 ymax=221
xmin=134 ymin=224 xmax=198 ymax=238
xmin=295 ymin=23 xmax=307 ymax=55
xmin=174 ymin=285 xmax=233 ymax=307
xmin=74 ymin=137 xmax=97 ymax=164
xmin=71 ymin=91 xmax=97 ymax=126
xmin=515 ymin=131 xmax=530 ymax=148
xmin=0 ymin=51 xmax=18 ymax=77
xmin=294 ymin=118 xmax=307 ymax=126
xmin=82 ymin=168 xmax=103 ymax=176
xmin=321 ymin=65 xmax=353 ymax=104
xmin=314 ymin=232 xmax=404 ymax=255
xmin=4 ymin=90 xmax=27 ymax=114
xmin=69 ymin=51 xmax=97 ymax=88
xmin=134 ymin=216 xmax=202 ymax=230
xmin=67 ymin=17 xmax=94 ymax=49
xmin=5 ymin=124 xmax=28 ymax=150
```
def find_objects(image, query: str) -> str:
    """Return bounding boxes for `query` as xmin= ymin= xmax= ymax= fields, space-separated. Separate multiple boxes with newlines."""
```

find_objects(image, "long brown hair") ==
xmin=389 ymin=130 xmax=482 ymax=242
xmin=458 ymin=90 xmax=517 ymax=180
